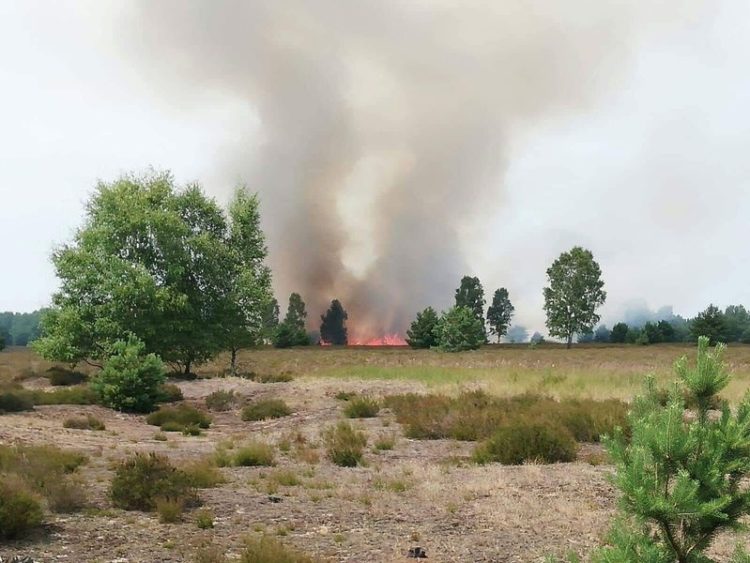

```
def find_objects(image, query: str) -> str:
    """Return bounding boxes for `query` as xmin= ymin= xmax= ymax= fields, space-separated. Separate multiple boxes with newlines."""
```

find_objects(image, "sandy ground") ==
xmin=0 ymin=375 xmax=746 ymax=562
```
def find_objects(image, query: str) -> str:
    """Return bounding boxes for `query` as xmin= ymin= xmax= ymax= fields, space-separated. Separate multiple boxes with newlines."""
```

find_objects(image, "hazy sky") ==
xmin=2 ymin=1 xmax=750 ymax=336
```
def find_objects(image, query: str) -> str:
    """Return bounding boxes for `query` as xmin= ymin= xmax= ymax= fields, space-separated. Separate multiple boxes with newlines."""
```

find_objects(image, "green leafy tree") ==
xmin=433 ymin=306 xmax=485 ymax=352
xmin=643 ymin=322 xmax=663 ymax=344
xmin=486 ymin=288 xmax=514 ymax=343
xmin=34 ymin=172 xmax=234 ymax=373
xmin=611 ymin=322 xmax=629 ymax=343
xmin=406 ymin=307 xmax=439 ymax=349
xmin=262 ymin=298 xmax=280 ymax=342
xmin=594 ymin=337 xmax=750 ymax=562
xmin=543 ymin=246 xmax=606 ymax=349
xmin=273 ymin=293 xmax=310 ymax=347
xmin=724 ymin=305 xmax=750 ymax=343
xmin=221 ymin=188 xmax=273 ymax=375
xmin=320 ymin=299 xmax=348 ymax=345
xmin=90 ymin=336 xmax=166 ymax=413
xmin=455 ymin=276 xmax=487 ymax=331
xmin=690 ymin=304 xmax=727 ymax=346
xmin=658 ymin=320 xmax=677 ymax=343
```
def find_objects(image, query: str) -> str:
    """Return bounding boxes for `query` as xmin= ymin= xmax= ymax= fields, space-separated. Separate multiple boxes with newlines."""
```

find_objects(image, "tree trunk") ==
xmin=566 ymin=334 xmax=572 ymax=349
xmin=184 ymin=361 xmax=192 ymax=376
xmin=230 ymin=348 xmax=237 ymax=377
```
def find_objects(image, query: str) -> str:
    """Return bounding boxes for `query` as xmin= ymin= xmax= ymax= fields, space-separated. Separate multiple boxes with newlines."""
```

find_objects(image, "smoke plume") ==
xmin=122 ymin=1 xmax=702 ymax=339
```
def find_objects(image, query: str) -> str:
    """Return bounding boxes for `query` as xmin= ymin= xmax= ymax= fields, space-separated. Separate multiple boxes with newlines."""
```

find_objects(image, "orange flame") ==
xmin=349 ymin=333 xmax=407 ymax=346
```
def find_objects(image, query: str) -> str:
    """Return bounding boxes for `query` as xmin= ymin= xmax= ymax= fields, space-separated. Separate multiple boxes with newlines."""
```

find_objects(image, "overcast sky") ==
xmin=2 ymin=1 xmax=750 ymax=336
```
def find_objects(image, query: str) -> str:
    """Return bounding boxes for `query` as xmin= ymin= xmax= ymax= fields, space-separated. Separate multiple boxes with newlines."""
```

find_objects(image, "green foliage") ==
xmin=90 ymin=336 xmax=166 ymax=413
xmin=195 ymin=509 xmax=215 ymax=529
xmin=543 ymin=246 xmax=606 ymax=348
xmin=433 ymin=306 xmax=486 ymax=352
xmin=343 ymin=396 xmax=380 ymax=418
xmin=594 ymin=325 xmax=611 ymax=343
xmin=0 ymin=310 xmax=43 ymax=347
xmin=182 ymin=459 xmax=226 ymax=488
xmin=46 ymin=366 xmax=88 ymax=386
xmin=473 ymin=421 xmax=577 ymax=465
xmin=0 ymin=478 xmax=43 ymax=539
xmin=110 ymin=452 xmax=196 ymax=511
xmin=323 ymin=421 xmax=367 ymax=467
xmin=157 ymin=383 xmax=184 ymax=403
xmin=30 ymin=385 xmax=98 ymax=405
xmin=594 ymin=337 xmax=750 ymax=561
xmin=320 ymin=299 xmax=348 ymax=345
xmin=273 ymin=321 xmax=310 ymax=348
xmin=690 ymin=304 xmax=728 ymax=345
xmin=146 ymin=403 xmax=212 ymax=431
xmin=0 ymin=388 xmax=34 ymax=413
xmin=486 ymin=288 xmax=514 ymax=342
xmin=262 ymin=298 xmax=280 ymax=341
xmin=156 ymin=496 xmax=184 ymax=523
xmin=233 ymin=442 xmax=276 ymax=467
xmin=455 ymin=276 xmax=487 ymax=330
xmin=34 ymin=172 xmax=271 ymax=374
xmin=241 ymin=399 xmax=292 ymax=421
xmin=610 ymin=322 xmax=629 ymax=343
xmin=405 ymin=307 xmax=439 ymax=349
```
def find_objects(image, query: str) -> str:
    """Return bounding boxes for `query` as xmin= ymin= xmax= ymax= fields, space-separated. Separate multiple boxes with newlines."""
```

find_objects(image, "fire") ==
xmin=349 ymin=333 xmax=407 ymax=346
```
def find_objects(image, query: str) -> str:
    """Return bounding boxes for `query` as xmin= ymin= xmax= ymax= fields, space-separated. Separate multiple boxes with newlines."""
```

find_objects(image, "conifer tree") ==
xmin=594 ymin=336 xmax=750 ymax=562
xmin=320 ymin=299 xmax=348 ymax=345
xmin=406 ymin=307 xmax=439 ymax=349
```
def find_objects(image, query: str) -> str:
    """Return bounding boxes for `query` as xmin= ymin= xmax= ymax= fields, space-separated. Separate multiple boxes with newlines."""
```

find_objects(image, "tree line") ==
xmin=0 ymin=310 xmax=43 ymax=349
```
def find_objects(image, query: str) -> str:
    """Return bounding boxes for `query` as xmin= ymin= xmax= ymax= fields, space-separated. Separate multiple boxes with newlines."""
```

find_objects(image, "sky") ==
xmin=2 ymin=1 xmax=750 ymax=336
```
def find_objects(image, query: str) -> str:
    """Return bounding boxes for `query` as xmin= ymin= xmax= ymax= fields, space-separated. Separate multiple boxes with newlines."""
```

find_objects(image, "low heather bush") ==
xmin=0 ymin=388 xmax=34 ymax=413
xmin=233 ymin=442 xmax=276 ymax=467
xmin=343 ymin=396 xmax=380 ymax=418
xmin=240 ymin=536 xmax=319 ymax=563
xmin=241 ymin=399 xmax=292 ymax=421
xmin=157 ymin=383 xmax=184 ymax=403
xmin=110 ymin=452 xmax=196 ymax=511
xmin=473 ymin=419 xmax=577 ymax=465
xmin=323 ymin=421 xmax=367 ymax=467
xmin=46 ymin=367 xmax=88 ymax=386
xmin=0 ymin=477 xmax=43 ymax=539
xmin=205 ymin=389 xmax=238 ymax=411
xmin=146 ymin=404 xmax=212 ymax=432
xmin=63 ymin=414 xmax=106 ymax=431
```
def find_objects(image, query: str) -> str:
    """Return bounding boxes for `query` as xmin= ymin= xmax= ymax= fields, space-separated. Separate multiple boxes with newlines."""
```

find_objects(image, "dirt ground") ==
xmin=1 ymin=346 xmax=749 ymax=562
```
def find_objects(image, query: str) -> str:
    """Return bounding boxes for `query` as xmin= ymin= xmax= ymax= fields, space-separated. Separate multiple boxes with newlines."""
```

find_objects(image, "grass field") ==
xmin=2 ymin=343 xmax=749 ymax=561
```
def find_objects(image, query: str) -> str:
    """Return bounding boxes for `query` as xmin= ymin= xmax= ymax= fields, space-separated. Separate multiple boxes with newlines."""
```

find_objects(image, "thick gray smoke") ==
xmin=123 ymin=1 xmax=704 ymax=340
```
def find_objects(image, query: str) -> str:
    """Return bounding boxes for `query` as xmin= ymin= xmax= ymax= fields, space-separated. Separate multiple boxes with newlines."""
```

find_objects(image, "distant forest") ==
xmin=0 ymin=310 xmax=43 ymax=346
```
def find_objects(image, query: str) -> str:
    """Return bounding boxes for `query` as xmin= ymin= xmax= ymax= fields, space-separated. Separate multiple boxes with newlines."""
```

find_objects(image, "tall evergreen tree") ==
xmin=594 ymin=337 xmax=750 ymax=562
xmin=273 ymin=292 xmax=310 ymax=347
xmin=486 ymin=288 xmax=514 ymax=343
xmin=406 ymin=307 xmax=439 ymax=349
xmin=690 ymin=304 xmax=727 ymax=346
xmin=455 ymin=276 xmax=486 ymax=327
xmin=543 ymin=246 xmax=606 ymax=349
xmin=262 ymin=298 xmax=280 ymax=341
xmin=611 ymin=322 xmax=629 ymax=343
xmin=320 ymin=299 xmax=348 ymax=345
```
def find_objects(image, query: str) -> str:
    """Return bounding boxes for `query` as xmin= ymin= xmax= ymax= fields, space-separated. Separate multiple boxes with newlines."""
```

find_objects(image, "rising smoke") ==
xmin=122 ymin=1 xmax=705 ymax=339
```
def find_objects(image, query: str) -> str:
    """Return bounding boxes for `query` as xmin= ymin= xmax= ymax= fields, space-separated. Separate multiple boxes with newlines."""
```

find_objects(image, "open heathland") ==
xmin=2 ymin=343 xmax=750 ymax=561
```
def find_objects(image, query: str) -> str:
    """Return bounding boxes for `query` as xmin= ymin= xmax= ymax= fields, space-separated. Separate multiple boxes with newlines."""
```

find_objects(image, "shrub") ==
xmin=0 ymin=388 xmax=34 ymax=413
xmin=194 ymin=546 xmax=226 ymax=563
xmin=110 ymin=453 xmax=196 ymax=511
xmin=593 ymin=338 xmax=750 ymax=561
xmin=156 ymin=496 xmax=184 ymax=523
xmin=30 ymin=385 xmax=98 ymax=405
xmin=334 ymin=391 xmax=357 ymax=401
xmin=44 ymin=476 xmax=88 ymax=513
xmin=146 ymin=404 xmax=212 ymax=432
xmin=46 ymin=367 xmax=88 ymax=386
xmin=240 ymin=536 xmax=318 ymax=563
xmin=91 ymin=336 xmax=166 ymax=413
xmin=195 ymin=508 xmax=214 ymax=529
xmin=0 ymin=477 xmax=43 ymax=539
xmin=233 ymin=442 xmax=276 ymax=467
xmin=272 ymin=321 xmax=310 ymax=348
xmin=473 ymin=420 xmax=577 ymax=464
xmin=406 ymin=306 xmax=440 ymax=349
xmin=205 ymin=389 xmax=237 ymax=411
xmin=343 ymin=396 xmax=380 ymax=418
xmin=63 ymin=414 xmax=106 ymax=431
xmin=374 ymin=435 xmax=396 ymax=451
xmin=182 ymin=424 xmax=203 ymax=436
xmin=433 ymin=306 xmax=486 ymax=352
xmin=241 ymin=399 xmax=292 ymax=421
xmin=157 ymin=383 xmax=184 ymax=403
xmin=254 ymin=372 xmax=294 ymax=383
xmin=323 ymin=421 xmax=367 ymax=467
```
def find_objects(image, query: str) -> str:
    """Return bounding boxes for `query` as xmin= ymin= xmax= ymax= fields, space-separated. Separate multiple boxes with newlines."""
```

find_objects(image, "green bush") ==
xmin=205 ymin=389 xmax=238 ymax=411
xmin=110 ymin=452 xmax=196 ymax=511
xmin=343 ymin=396 xmax=380 ymax=418
xmin=233 ymin=442 xmax=276 ymax=467
xmin=272 ymin=321 xmax=310 ymax=348
xmin=146 ymin=404 xmax=211 ymax=431
xmin=157 ymin=383 xmax=184 ymax=403
xmin=241 ymin=399 xmax=292 ymax=421
xmin=63 ymin=414 xmax=106 ymax=431
xmin=30 ymin=385 xmax=98 ymax=405
xmin=46 ymin=367 xmax=88 ymax=386
xmin=195 ymin=508 xmax=214 ymax=529
xmin=0 ymin=388 xmax=34 ymax=413
xmin=91 ymin=336 xmax=166 ymax=413
xmin=473 ymin=420 xmax=577 ymax=464
xmin=433 ymin=306 xmax=486 ymax=352
xmin=156 ymin=496 xmax=184 ymax=523
xmin=254 ymin=372 xmax=294 ymax=383
xmin=323 ymin=421 xmax=367 ymax=467
xmin=0 ymin=477 xmax=43 ymax=539
xmin=182 ymin=459 xmax=225 ymax=488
